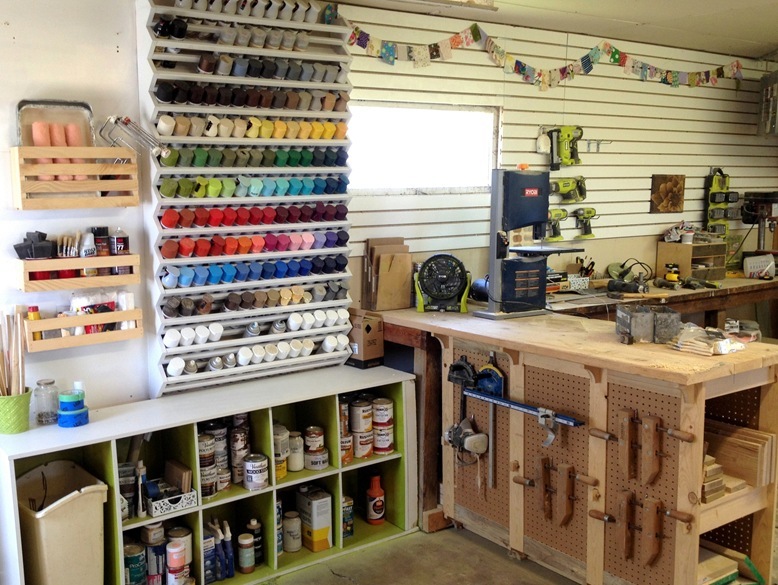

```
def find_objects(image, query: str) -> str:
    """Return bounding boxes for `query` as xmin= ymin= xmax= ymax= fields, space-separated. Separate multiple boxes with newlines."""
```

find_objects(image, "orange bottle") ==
xmin=366 ymin=475 xmax=385 ymax=525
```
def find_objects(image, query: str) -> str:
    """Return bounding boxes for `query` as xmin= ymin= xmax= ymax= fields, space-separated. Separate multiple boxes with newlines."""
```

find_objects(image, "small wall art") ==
xmin=650 ymin=174 xmax=685 ymax=213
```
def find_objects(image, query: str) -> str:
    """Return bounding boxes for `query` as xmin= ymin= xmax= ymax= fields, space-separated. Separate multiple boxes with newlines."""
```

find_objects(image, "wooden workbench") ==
xmin=382 ymin=309 xmax=778 ymax=585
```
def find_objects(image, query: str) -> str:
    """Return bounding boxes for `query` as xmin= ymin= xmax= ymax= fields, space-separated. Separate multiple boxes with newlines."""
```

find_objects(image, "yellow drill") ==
xmin=545 ymin=209 xmax=568 ymax=242
xmin=574 ymin=208 xmax=596 ymax=239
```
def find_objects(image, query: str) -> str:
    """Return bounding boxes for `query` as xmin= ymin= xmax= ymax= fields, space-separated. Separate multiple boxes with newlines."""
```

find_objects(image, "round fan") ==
xmin=417 ymin=254 xmax=469 ymax=305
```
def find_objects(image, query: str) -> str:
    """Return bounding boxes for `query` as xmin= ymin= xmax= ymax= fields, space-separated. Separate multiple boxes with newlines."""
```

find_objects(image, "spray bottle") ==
xmin=222 ymin=520 xmax=235 ymax=578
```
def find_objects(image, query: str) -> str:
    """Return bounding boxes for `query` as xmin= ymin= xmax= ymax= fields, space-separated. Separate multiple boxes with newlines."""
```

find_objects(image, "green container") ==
xmin=0 ymin=392 xmax=31 ymax=434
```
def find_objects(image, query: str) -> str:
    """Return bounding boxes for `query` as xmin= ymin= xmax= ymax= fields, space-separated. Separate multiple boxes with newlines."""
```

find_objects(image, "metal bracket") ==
xmin=538 ymin=407 xmax=559 ymax=447
xmin=585 ymin=139 xmax=613 ymax=152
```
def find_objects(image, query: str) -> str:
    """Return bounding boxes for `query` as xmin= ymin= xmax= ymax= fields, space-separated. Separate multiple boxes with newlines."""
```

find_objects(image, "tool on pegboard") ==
xmin=463 ymin=388 xmax=585 ymax=447
xmin=443 ymin=356 xmax=488 ymax=457
xmin=589 ymin=491 xmax=693 ymax=565
xmin=589 ymin=409 xmax=695 ymax=484
xmin=550 ymin=176 xmax=587 ymax=203
xmin=704 ymin=168 xmax=741 ymax=236
xmin=573 ymin=207 xmax=597 ymax=239
xmin=513 ymin=455 xmax=599 ymax=526
xmin=545 ymin=208 xmax=568 ymax=242
xmin=542 ymin=126 xmax=584 ymax=171
xmin=476 ymin=353 xmax=505 ymax=489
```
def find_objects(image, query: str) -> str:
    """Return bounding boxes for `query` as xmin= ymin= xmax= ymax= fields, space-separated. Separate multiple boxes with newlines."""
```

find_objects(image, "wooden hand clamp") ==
xmin=513 ymin=456 xmax=598 ymax=526
xmin=589 ymin=491 xmax=694 ymax=565
xmin=589 ymin=409 xmax=694 ymax=484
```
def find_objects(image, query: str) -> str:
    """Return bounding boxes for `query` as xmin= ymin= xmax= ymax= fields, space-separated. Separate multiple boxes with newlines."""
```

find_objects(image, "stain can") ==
xmin=304 ymin=425 xmax=325 ymax=452
xmin=230 ymin=426 xmax=249 ymax=451
xmin=338 ymin=395 xmax=350 ymax=436
xmin=340 ymin=433 xmax=354 ymax=465
xmin=353 ymin=430 xmax=374 ymax=458
xmin=372 ymin=398 xmax=394 ymax=426
xmin=304 ymin=447 xmax=329 ymax=470
xmin=166 ymin=565 xmax=190 ymax=585
xmin=273 ymin=424 xmax=290 ymax=459
xmin=166 ymin=526 xmax=193 ymax=565
xmin=275 ymin=456 xmax=288 ymax=480
xmin=124 ymin=543 xmax=146 ymax=585
xmin=200 ymin=464 xmax=217 ymax=498
xmin=349 ymin=400 xmax=372 ymax=432
xmin=231 ymin=462 xmax=245 ymax=485
xmin=146 ymin=540 xmax=167 ymax=575
xmin=203 ymin=420 xmax=229 ymax=453
xmin=198 ymin=433 xmax=216 ymax=468
xmin=232 ymin=412 xmax=249 ymax=428
xmin=215 ymin=451 xmax=229 ymax=469
xmin=373 ymin=424 xmax=394 ymax=455
xmin=243 ymin=453 xmax=269 ymax=490
xmin=342 ymin=495 xmax=354 ymax=538
xmin=217 ymin=467 xmax=232 ymax=492
xmin=147 ymin=575 xmax=163 ymax=585
xmin=141 ymin=522 xmax=165 ymax=545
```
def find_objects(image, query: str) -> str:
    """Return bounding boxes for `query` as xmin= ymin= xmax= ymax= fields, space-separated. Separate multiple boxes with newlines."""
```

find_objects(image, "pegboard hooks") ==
xmin=586 ymin=139 xmax=612 ymax=152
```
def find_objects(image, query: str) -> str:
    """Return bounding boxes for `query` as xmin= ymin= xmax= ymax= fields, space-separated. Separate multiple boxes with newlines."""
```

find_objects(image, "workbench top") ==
xmin=380 ymin=309 xmax=778 ymax=386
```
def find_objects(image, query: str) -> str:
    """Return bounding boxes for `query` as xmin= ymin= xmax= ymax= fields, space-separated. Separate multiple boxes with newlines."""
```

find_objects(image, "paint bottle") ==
xmin=110 ymin=227 xmax=132 ymax=275
xmin=27 ymin=305 xmax=41 ymax=341
xmin=237 ymin=533 xmax=255 ymax=573
xmin=91 ymin=226 xmax=111 ymax=275
xmin=246 ymin=518 xmax=263 ymax=566
xmin=366 ymin=475 xmax=385 ymax=525
xmin=79 ymin=232 xmax=98 ymax=276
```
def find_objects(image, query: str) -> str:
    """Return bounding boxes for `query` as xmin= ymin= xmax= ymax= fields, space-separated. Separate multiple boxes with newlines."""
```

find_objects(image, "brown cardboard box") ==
xmin=363 ymin=237 xmax=412 ymax=310
xmin=346 ymin=308 xmax=384 ymax=369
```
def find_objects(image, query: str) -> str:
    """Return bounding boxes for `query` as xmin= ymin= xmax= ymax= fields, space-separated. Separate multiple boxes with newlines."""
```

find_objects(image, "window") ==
xmin=346 ymin=103 xmax=499 ymax=192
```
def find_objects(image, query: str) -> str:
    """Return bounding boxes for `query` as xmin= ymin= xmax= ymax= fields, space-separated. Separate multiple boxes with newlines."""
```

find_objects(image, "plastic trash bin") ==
xmin=16 ymin=460 xmax=108 ymax=585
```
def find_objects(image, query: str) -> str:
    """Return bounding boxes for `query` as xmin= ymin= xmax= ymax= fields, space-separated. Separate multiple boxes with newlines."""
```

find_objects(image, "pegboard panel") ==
xmin=702 ymin=515 xmax=754 ymax=557
xmin=452 ymin=345 xmax=513 ymax=527
xmin=603 ymin=382 xmax=682 ymax=585
xmin=705 ymin=386 xmax=761 ymax=428
xmin=523 ymin=364 xmax=591 ymax=562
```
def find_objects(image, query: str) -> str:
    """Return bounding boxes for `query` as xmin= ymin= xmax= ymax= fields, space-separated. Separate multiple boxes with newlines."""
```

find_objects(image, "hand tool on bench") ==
xmin=476 ymin=353 xmax=505 ymax=489
xmin=606 ymin=292 xmax=669 ymax=301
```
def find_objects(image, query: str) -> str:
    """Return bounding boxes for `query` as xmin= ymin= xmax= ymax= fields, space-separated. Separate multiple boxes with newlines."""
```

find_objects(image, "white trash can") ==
xmin=16 ymin=460 xmax=108 ymax=585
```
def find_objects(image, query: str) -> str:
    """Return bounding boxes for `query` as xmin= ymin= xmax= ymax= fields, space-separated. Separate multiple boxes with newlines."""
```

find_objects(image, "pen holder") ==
xmin=0 ymin=391 xmax=32 ymax=434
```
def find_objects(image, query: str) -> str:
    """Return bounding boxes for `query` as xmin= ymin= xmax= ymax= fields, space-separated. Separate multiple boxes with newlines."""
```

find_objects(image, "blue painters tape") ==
xmin=58 ymin=407 xmax=89 ymax=428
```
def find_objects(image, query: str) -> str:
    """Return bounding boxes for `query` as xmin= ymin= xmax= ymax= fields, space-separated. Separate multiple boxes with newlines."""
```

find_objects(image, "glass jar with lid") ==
xmin=31 ymin=379 xmax=59 ymax=426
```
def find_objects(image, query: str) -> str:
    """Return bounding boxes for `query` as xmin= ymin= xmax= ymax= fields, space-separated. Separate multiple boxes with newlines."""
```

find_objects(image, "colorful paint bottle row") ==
xmin=158 ymin=145 xmax=348 ymax=169
xmin=159 ymin=203 xmax=347 ymax=229
xmin=158 ymin=174 xmax=348 ymax=198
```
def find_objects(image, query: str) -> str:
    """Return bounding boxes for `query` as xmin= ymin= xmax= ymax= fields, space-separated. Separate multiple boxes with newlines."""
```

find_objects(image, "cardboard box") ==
xmin=346 ymin=309 xmax=384 ymax=369
xmin=363 ymin=237 xmax=412 ymax=310
xmin=296 ymin=485 xmax=332 ymax=552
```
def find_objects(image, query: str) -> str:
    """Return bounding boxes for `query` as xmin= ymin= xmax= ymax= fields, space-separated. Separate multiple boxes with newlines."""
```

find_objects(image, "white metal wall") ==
xmin=340 ymin=4 xmax=778 ymax=260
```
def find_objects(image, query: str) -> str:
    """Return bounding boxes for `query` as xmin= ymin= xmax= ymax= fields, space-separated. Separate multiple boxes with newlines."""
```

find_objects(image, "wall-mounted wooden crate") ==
xmin=18 ymin=255 xmax=141 ymax=292
xmin=24 ymin=309 xmax=143 ymax=352
xmin=10 ymin=146 xmax=139 ymax=210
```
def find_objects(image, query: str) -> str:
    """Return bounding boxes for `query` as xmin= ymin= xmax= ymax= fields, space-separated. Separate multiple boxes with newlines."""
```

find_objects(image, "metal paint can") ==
xmin=147 ymin=574 xmax=164 ymax=585
xmin=166 ymin=565 xmax=190 ymax=585
xmin=230 ymin=426 xmax=249 ymax=451
xmin=124 ymin=543 xmax=146 ymax=585
xmin=304 ymin=426 xmax=325 ymax=452
xmin=275 ymin=456 xmax=288 ymax=479
xmin=141 ymin=522 xmax=165 ymax=544
xmin=200 ymin=464 xmax=217 ymax=498
xmin=231 ymin=445 xmax=249 ymax=466
xmin=340 ymin=433 xmax=354 ymax=465
xmin=273 ymin=424 xmax=290 ymax=458
xmin=198 ymin=433 xmax=216 ymax=467
xmin=243 ymin=453 xmax=269 ymax=490
xmin=215 ymin=451 xmax=229 ymax=469
xmin=353 ymin=430 xmax=374 ymax=458
xmin=304 ymin=447 xmax=329 ymax=470
xmin=146 ymin=540 xmax=167 ymax=575
xmin=349 ymin=400 xmax=372 ymax=432
xmin=373 ymin=424 xmax=395 ymax=455
xmin=202 ymin=420 xmax=228 ymax=452
xmin=231 ymin=462 xmax=245 ymax=484
xmin=338 ymin=395 xmax=350 ymax=436
xmin=166 ymin=526 xmax=193 ymax=565
xmin=217 ymin=467 xmax=232 ymax=491
xmin=372 ymin=398 xmax=394 ymax=426
xmin=232 ymin=412 xmax=249 ymax=428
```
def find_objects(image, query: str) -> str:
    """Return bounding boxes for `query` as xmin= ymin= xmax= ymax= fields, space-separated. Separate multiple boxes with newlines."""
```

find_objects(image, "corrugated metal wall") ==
xmin=340 ymin=4 xmax=778 ymax=259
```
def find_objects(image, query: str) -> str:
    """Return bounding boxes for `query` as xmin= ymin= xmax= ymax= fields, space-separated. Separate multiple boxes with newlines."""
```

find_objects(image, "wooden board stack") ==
xmin=701 ymin=453 xmax=726 ymax=503
xmin=703 ymin=419 xmax=775 ymax=489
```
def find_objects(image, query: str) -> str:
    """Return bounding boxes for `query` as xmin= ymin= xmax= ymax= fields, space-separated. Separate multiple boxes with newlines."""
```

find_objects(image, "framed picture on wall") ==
xmin=650 ymin=174 xmax=685 ymax=213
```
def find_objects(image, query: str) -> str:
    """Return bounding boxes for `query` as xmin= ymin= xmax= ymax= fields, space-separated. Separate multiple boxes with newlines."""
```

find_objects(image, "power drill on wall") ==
xmin=550 ymin=176 xmax=587 ymax=204
xmin=546 ymin=126 xmax=583 ymax=171
xmin=573 ymin=208 xmax=596 ymax=239
xmin=545 ymin=209 xmax=568 ymax=242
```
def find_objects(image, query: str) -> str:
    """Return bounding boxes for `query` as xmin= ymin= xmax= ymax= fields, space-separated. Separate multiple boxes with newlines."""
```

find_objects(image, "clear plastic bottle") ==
xmin=31 ymin=379 xmax=59 ymax=426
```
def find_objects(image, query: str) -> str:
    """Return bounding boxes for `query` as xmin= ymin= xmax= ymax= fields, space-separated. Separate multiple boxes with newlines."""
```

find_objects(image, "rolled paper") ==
xmin=231 ymin=88 xmax=248 ymax=107
xmin=334 ymin=91 xmax=350 ymax=112
xmin=248 ymin=149 xmax=263 ymax=167
xmin=207 ymin=178 xmax=222 ymax=197
xmin=64 ymin=123 xmax=88 ymax=179
xmin=173 ymin=116 xmax=191 ymax=137
xmin=335 ymin=66 xmax=349 ymax=84
xmin=299 ymin=149 xmax=313 ymax=167
xmin=275 ymin=177 xmax=290 ymax=195
xmin=160 ymin=178 xmax=178 ymax=198
xmin=31 ymin=121 xmax=54 ymax=180
xmin=204 ymin=115 xmax=220 ymax=137
xmin=235 ymin=148 xmax=250 ymax=166
xmin=236 ymin=175 xmax=250 ymax=197
xmin=262 ymin=148 xmax=276 ymax=167
xmin=49 ymin=123 xmax=73 ymax=180
xmin=285 ymin=91 xmax=301 ymax=110
xmin=249 ymin=28 xmax=266 ymax=48
xmin=246 ymin=89 xmax=261 ymax=107
xmin=286 ymin=61 xmax=302 ymax=81
xmin=272 ymin=89 xmax=288 ymax=107
xmin=160 ymin=148 xmax=179 ymax=167
xmin=288 ymin=179 xmax=302 ymax=196
xmin=209 ymin=208 xmax=224 ymax=226
xmin=206 ymin=148 xmax=223 ymax=167
xmin=248 ymin=178 xmax=263 ymax=196
xmin=266 ymin=30 xmax=282 ymax=50
xmin=236 ymin=207 xmax=250 ymax=225
xmin=261 ymin=178 xmax=276 ymax=196
xmin=215 ymin=54 xmax=234 ymax=75
xmin=299 ymin=63 xmax=314 ymax=82
xmin=194 ymin=207 xmax=209 ymax=226
xmin=265 ymin=0 xmax=282 ymax=19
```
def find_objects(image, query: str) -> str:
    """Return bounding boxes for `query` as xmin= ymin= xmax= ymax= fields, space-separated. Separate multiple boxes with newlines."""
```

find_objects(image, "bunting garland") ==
xmin=344 ymin=21 xmax=744 ymax=91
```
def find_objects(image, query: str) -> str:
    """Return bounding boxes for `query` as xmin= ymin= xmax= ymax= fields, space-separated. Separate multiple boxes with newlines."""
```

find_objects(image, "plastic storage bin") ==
xmin=16 ymin=460 xmax=108 ymax=585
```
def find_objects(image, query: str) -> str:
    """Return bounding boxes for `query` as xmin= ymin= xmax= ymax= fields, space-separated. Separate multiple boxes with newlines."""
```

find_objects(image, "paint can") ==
xmin=166 ymin=564 xmax=190 ymax=585
xmin=166 ymin=539 xmax=187 ymax=570
xmin=124 ymin=543 xmax=146 ymax=585
xmin=200 ymin=464 xmax=217 ymax=498
xmin=373 ymin=424 xmax=394 ymax=455
xmin=215 ymin=451 xmax=229 ymax=469
xmin=141 ymin=522 xmax=165 ymax=545
xmin=217 ymin=467 xmax=232 ymax=492
xmin=166 ymin=526 xmax=193 ymax=565
xmin=349 ymin=400 xmax=372 ymax=432
xmin=147 ymin=575 xmax=164 ymax=585
xmin=198 ymin=433 xmax=216 ymax=468
xmin=304 ymin=447 xmax=329 ymax=470
xmin=243 ymin=453 xmax=269 ymax=490
xmin=340 ymin=433 xmax=354 ymax=465
xmin=353 ymin=430 xmax=374 ymax=458
xmin=232 ymin=412 xmax=249 ymax=428
xmin=202 ymin=420 xmax=228 ymax=453
xmin=273 ymin=424 xmax=290 ymax=458
xmin=231 ymin=461 xmax=245 ymax=485
xmin=146 ymin=540 xmax=167 ymax=576
xmin=275 ymin=456 xmax=288 ymax=479
xmin=372 ymin=398 xmax=394 ymax=426
xmin=304 ymin=425 xmax=325 ymax=452
xmin=230 ymin=426 xmax=249 ymax=451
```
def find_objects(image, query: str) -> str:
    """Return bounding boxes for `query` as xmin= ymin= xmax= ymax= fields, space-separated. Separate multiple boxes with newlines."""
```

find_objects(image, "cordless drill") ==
xmin=550 ymin=176 xmax=586 ymax=203
xmin=573 ymin=208 xmax=596 ymax=239
xmin=545 ymin=209 xmax=568 ymax=242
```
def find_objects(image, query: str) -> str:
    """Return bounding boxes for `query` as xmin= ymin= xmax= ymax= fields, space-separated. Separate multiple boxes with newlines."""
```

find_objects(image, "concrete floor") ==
xmin=272 ymin=528 xmax=575 ymax=585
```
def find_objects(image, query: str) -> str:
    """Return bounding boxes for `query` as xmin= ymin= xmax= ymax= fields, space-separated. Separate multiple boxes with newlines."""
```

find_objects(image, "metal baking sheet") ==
xmin=17 ymin=99 xmax=95 ymax=147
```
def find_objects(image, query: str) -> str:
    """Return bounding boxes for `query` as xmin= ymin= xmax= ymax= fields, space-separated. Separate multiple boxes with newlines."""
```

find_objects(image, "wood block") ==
xmin=704 ymin=432 xmax=763 ymax=487
xmin=702 ymin=477 xmax=724 ymax=493
xmin=722 ymin=475 xmax=747 ymax=493
xmin=697 ymin=547 xmax=738 ymax=585
xmin=704 ymin=463 xmax=724 ymax=479
xmin=701 ymin=489 xmax=726 ymax=503
xmin=421 ymin=507 xmax=452 ymax=533
xmin=704 ymin=454 xmax=716 ymax=466
xmin=704 ymin=420 xmax=774 ymax=485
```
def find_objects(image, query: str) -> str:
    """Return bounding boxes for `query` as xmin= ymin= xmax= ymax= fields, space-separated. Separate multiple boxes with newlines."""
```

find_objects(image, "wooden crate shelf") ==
xmin=24 ymin=309 xmax=143 ymax=353
xmin=11 ymin=146 xmax=139 ymax=210
xmin=18 ymin=255 xmax=141 ymax=292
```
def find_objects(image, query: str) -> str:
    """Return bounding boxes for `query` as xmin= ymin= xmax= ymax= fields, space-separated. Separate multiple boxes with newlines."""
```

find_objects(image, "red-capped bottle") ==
xmin=366 ymin=475 xmax=385 ymax=525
